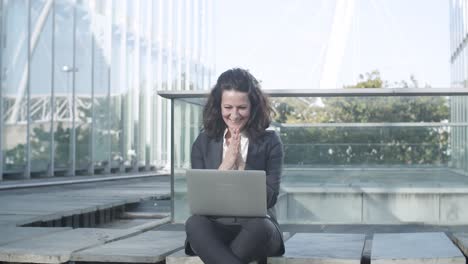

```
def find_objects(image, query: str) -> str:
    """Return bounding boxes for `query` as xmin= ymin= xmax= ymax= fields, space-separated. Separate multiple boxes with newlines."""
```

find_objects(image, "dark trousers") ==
xmin=185 ymin=215 xmax=282 ymax=264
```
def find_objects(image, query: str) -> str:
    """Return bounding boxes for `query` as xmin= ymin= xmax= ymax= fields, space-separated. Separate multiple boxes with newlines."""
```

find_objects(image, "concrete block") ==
xmin=166 ymin=250 xmax=203 ymax=264
xmin=286 ymin=192 xmax=362 ymax=223
xmin=71 ymin=231 xmax=185 ymax=263
xmin=440 ymin=194 xmax=468 ymax=224
xmin=371 ymin=232 xmax=464 ymax=264
xmin=173 ymin=189 xmax=189 ymax=224
xmin=166 ymin=249 xmax=258 ymax=264
xmin=363 ymin=193 xmax=439 ymax=224
xmin=275 ymin=193 xmax=288 ymax=223
xmin=268 ymin=233 xmax=365 ymax=264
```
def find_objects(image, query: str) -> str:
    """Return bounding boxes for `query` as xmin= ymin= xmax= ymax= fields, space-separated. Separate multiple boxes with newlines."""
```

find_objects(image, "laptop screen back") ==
xmin=186 ymin=169 xmax=267 ymax=217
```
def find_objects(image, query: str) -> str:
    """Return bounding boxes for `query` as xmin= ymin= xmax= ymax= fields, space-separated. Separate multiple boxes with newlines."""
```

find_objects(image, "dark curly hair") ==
xmin=203 ymin=68 xmax=272 ymax=140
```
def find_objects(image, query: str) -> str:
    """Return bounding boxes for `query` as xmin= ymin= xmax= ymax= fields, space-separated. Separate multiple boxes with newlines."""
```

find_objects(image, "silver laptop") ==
xmin=186 ymin=169 xmax=267 ymax=217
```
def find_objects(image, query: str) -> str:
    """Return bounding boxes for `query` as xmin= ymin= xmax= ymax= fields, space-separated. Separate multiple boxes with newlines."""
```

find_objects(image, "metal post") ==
xmin=89 ymin=20 xmax=95 ymax=176
xmin=0 ymin=0 xmax=4 ymax=180
xmin=170 ymin=98 xmax=175 ymax=223
xmin=133 ymin=0 xmax=140 ymax=173
xmin=68 ymin=0 xmax=76 ymax=176
xmin=105 ymin=0 xmax=112 ymax=174
xmin=145 ymin=0 xmax=153 ymax=171
xmin=119 ymin=0 xmax=127 ymax=173
xmin=25 ymin=0 xmax=31 ymax=179
xmin=49 ymin=0 xmax=55 ymax=177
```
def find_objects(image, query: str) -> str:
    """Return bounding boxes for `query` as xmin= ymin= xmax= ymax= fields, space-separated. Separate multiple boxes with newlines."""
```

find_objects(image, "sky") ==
xmin=213 ymin=0 xmax=450 ymax=89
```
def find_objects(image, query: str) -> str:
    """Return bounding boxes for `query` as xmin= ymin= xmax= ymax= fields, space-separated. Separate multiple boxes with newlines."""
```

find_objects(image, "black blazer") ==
xmin=185 ymin=130 xmax=285 ymax=256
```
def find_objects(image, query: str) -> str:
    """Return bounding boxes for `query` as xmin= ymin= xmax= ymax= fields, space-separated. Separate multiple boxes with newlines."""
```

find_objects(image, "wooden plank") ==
xmin=371 ymin=232 xmax=465 ymax=264
xmin=0 ymin=227 xmax=71 ymax=246
xmin=0 ymin=228 xmax=135 ymax=263
xmin=269 ymin=233 xmax=365 ymax=264
xmin=71 ymin=231 xmax=185 ymax=263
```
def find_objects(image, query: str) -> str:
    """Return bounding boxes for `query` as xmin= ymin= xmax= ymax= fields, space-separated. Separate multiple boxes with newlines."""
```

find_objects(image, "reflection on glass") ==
xmin=53 ymin=0 xmax=74 ymax=170
xmin=92 ymin=6 xmax=111 ymax=171
xmin=3 ymin=0 xmax=28 ymax=174
xmin=1 ymin=0 xmax=213 ymax=178
xmin=29 ymin=0 xmax=53 ymax=173
xmin=75 ymin=2 xmax=93 ymax=172
xmin=173 ymin=98 xmax=204 ymax=222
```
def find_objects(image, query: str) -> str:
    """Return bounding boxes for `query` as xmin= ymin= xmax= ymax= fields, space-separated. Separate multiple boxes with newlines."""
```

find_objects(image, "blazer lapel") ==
xmin=209 ymin=138 xmax=223 ymax=169
xmin=245 ymin=141 xmax=258 ymax=170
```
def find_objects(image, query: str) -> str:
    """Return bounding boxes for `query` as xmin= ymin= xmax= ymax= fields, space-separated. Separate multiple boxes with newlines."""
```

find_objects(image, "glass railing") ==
xmin=159 ymin=89 xmax=468 ymax=224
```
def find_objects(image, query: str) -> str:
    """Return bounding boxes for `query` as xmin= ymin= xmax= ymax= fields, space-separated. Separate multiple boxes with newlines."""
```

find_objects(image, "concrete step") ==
xmin=269 ymin=233 xmax=366 ymax=264
xmin=371 ymin=232 xmax=465 ymax=264
xmin=166 ymin=249 xmax=258 ymax=264
xmin=71 ymin=231 xmax=185 ymax=263
xmin=0 ymin=228 xmax=140 ymax=263
xmin=276 ymin=185 xmax=468 ymax=225
xmin=0 ymin=227 xmax=71 ymax=246
xmin=174 ymin=184 xmax=468 ymax=225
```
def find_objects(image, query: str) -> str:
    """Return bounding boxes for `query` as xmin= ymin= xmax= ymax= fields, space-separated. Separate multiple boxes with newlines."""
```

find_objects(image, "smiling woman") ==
xmin=184 ymin=68 xmax=285 ymax=264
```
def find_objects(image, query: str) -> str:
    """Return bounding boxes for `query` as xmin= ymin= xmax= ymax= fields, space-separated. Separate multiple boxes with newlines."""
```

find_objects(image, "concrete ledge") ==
xmin=0 ymin=227 xmax=71 ymax=246
xmin=166 ymin=249 xmax=258 ymax=264
xmin=269 ymin=233 xmax=365 ymax=264
xmin=371 ymin=232 xmax=465 ymax=264
xmin=71 ymin=231 xmax=185 ymax=263
xmin=0 ymin=227 xmax=168 ymax=263
xmin=278 ymin=186 xmax=468 ymax=225
xmin=450 ymin=233 xmax=468 ymax=257
xmin=0 ymin=172 xmax=168 ymax=191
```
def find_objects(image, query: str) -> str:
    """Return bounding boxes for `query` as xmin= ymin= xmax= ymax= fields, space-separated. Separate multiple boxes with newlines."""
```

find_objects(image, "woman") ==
xmin=185 ymin=68 xmax=285 ymax=264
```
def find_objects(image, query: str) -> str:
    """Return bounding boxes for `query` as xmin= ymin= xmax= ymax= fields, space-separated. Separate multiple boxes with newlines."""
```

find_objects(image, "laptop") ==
xmin=186 ymin=169 xmax=267 ymax=217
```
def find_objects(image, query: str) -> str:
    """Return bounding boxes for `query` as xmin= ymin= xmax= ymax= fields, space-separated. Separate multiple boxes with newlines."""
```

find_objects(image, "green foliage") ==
xmin=344 ymin=70 xmax=385 ymax=88
xmin=272 ymin=71 xmax=450 ymax=167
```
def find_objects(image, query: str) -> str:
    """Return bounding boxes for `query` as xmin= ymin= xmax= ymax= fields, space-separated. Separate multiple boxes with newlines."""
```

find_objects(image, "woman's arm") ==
xmin=191 ymin=135 xmax=205 ymax=169
xmin=265 ymin=132 xmax=284 ymax=209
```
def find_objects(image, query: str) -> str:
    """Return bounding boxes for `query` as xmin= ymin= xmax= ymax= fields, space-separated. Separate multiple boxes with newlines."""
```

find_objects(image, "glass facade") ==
xmin=450 ymin=0 xmax=468 ymax=174
xmin=0 ymin=0 xmax=214 ymax=180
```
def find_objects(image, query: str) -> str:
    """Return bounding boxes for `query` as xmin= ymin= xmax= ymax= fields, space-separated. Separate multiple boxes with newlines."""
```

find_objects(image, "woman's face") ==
xmin=221 ymin=90 xmax=251 ymax=132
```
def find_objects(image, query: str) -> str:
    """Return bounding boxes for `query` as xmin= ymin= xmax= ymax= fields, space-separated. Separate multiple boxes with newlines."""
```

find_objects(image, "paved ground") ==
xmin=0 ymin=174 xmax=171 ymax=227
xmin=2 ymin=173 xmax=468 ymax=264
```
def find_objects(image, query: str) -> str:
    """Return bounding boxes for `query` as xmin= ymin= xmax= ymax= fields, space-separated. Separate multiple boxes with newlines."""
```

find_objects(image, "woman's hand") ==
xmin=219 ymin=128 xmax=240 ymax=170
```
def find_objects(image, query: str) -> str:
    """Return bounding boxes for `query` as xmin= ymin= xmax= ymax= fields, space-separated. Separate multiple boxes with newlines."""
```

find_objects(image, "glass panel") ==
xmin=138 ymin=38 xmax=146 ymax=168
xmin=271 ymin=96 xmax=449 ymax=170
xmin=53 ymin=0 xmax=74 ymax=171
xmin=29 ymin=0 xmax=53 ymax=174
xmin=173 ymin=97 xmax=204 ymax=222
xmin=110 ymin=4 xmax=123 ymax=170
xmin=172 ymin=94 xmax=468 ymax=224
xmin=92 ymin=0 xmax=110 ymax=171
xmin=123 ymin=0 xmax=135 ymax=169
xmin=75 ymin=1 xmax=92 ymax=172
xmin=2 ymin=0 xmax=28 ymax=175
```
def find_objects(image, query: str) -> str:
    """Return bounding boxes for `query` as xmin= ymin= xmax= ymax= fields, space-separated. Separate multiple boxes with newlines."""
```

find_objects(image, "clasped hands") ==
xmin=218 ymin=128 xmax=245 ymax=170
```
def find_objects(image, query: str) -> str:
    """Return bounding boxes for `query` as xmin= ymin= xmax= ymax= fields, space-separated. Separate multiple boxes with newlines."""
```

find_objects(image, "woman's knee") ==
xmin=242 ymin=218 xmax=276 ymax=239
xmin=185 ymin=215 xmax=210 ymax=234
